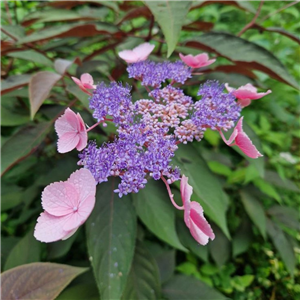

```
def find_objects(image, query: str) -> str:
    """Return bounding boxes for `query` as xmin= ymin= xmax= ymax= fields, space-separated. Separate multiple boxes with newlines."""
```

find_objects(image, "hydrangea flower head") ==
xmin=179 ymin=52 xmax=216 ymax=68
xmin=225 ymin=83 xmax=272 ymax=107
xmin=118 ymin=42 xmax=155 ymax=63
xmin=34 ymin=169 xmax=96 ymax=243
xmin=55 ymin=108 xmax=88 ymax=153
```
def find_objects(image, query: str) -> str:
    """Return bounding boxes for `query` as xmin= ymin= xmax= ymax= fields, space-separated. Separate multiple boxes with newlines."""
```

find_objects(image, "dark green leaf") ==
xmin=264 ymin=170 xmax=300 ymax=192
xmin=173 ymin=144 xmax=230 ymax=238
xmin=1 ymin=263 xmax=88 ymax=300
xmin=240 ymin=189 xmax=266 ymax=239
xmin=186 ymin=32 xmax=299 ymax=89
xmin=268 ymin=205 xmax=300 ymax=231
xmin=86 ymin=178 xmax=137 ymax=300
xmin=162 ymin=275 xmax=228 ymax=300
xmin=1 ymin=122 xmax=52 ymax=175
xmin=146 ymin=1 xmax=192 ymax=57
xmin=266 ymin=219 xmax=296 ymax=275
xmin=133 ymin=179 xmax=187 ymax=251
xmin=121 ymin=242 xmax=161 ymax=300
xmin=232 ymin=217 xmax=253 ymax=257
xmin=1 ymin=184 xmax=23 ymax=211
xmin=56 ymin=283 xmax=99 ymax=300
xmin=177 ymin=220 xmax=209 ymax=263
xmin=47 ymin=231 xmax=79 ymax=260
xmin=209 ymin=224 xmax=231 ymax=267
xmin=4 ymin=229 xmax=41 ymax=271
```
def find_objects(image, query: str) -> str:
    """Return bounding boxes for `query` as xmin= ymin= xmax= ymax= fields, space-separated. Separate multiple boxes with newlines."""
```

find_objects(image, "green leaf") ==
xmin=133 ymin=179 xmax=187 ymax=251
xmin=231 ymin=275 xmax=254 ymax=292
xmin=173 ymin=144 xmax=230 ymax=238
xmin=1 ymin=263 xmax=88 ymax=300
xmin=1 ymin=74 xmax=31 ymax=95
xmin=7 ymin=50 xmax=53 ymax=67
xmin=240 ymin=189 xmax=266 ymax=239
xmin=187 ymin=32 xmax=299 ymax=89
xmin=29 ymin=71 xmax=62 ymax=119
xmin=66 ymin=85 xmax=91 ymax=111
xmin=47 ymin=231 xmax=79 ymax=260
xmin=209 ymin=224 xmax=230 ymax=267
xmin=121 ymin=242 xmax=161 ymax=299
xmin=268 ymin=205 xmax=300 ymax=231
xmin=208 ymin=161 xmax=232 ymax=177
xmin=264 ymin=170 xmax=300 ymax=192
xmin=56 ymin=283 xmax=99 ymax=300
xmin=266 ymin=219 xmax=296 ymax=275
xmin=86 ymin=178 xmax=137 ymax=300
xmin=253 ymin=179 xmax=281 ymax=203
xmin=1 ymin=184 xmax=23 ymax=211
xmin=1 ymin=122 xmax=52 ymax=175
xmin=146 ymin=1 xmax=192 ymax=57
xmin=162 ymin=275 xmax=228 ymax=300
xmin=232 ymin=217 xmax=253 ymax=257
xmin=4 ymin=229 xmax=40 ymax=271
xmin=177 ymin=220 xmax=208 ymax=263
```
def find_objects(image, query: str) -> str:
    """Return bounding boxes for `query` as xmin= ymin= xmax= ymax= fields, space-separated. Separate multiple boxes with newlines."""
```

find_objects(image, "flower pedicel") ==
xmin=34 ymin=43 xmax=271 ymax=244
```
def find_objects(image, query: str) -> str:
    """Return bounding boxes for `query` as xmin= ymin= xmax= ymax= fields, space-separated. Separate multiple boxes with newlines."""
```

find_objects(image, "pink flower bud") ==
xmin=71 ymin=73 xmax=96 ymax=95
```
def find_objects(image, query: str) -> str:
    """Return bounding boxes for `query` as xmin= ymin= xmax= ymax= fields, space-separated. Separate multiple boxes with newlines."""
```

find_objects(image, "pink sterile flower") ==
xmin=219 ymin=116 xmax=263 ymax=159
xmin=179 ymin=53 xmax=216 ymax=69
xmin=118 ymin=42 xmax=155 ymax=64
xmin=71 ymin=73 xmax=96 ymax=95
xmin=55 ymin=108 xmax=88 ymax=153
xmin=180 ymin=175 xmax=215 ymax=245
xmin=225 ymin=83 xmax=272 ymax=108
xmin=34 ymin=168 xmax=96 ymax=243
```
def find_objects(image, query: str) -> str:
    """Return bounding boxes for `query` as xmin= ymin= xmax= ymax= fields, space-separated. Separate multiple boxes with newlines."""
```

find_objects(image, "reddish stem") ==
xmin=161 ymin=176 xmax=184 ymax=210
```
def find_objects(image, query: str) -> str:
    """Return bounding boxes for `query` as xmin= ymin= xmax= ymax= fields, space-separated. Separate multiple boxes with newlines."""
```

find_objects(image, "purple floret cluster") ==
xmin=79 ymin=60 xmax=242 ymax=197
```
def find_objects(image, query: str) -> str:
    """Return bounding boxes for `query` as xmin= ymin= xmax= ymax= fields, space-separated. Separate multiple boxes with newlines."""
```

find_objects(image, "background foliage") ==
xmin=1 ymin=1 xmax=300 ymax=300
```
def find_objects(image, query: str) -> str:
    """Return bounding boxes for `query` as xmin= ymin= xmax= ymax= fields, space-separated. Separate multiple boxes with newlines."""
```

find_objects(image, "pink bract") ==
xmin=55 ymin=108 xmax=88 ymax=153
xmin=34 ymin=168 xmax=96 ymax=243
xmin=225 ymin=83 xmax=272 ymax=107
xmin=220 ymin=117 xmax=263 ymax=159
xmin=179 ymin=53 xmax=216 ymax=69
xmin=118 ymin=42 xmax=155 ymax=63
xmin=180 ymin=175 xmax=215 ymax=245
xmin=71 ymin=73 xmax=96 ymax=95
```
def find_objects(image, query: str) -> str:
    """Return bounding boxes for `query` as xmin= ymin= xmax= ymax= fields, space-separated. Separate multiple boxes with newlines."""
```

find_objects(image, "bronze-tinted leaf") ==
xmin=29 ymin=71 xmax=62 ymax=119
xmin=1 ymin=74 xmax=31 ymax=95
xmin=54 ymin=58 xmax=81 ymax=75
xmin=1 ymin=262 xmax=88 ymax=300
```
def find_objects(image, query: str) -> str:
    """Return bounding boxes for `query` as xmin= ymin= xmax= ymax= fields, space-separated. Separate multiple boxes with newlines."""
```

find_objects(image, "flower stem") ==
xmin=161 ymin=176 xmax=184 ymax=210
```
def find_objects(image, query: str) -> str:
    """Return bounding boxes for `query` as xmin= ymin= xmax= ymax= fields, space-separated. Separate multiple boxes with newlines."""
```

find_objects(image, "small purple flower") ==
xmin=192 ymin=80 xmax=241 ymax=131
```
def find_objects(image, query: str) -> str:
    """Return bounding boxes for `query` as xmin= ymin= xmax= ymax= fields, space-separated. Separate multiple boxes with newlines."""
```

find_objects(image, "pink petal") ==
xmin=118 ymin=50 xmax=138 ymax=64
xmin=234 ymin=117 xmax=263 ymax=158
xmin=179 ymin=53 xmax=199 ymax=68
xmin=80 ymin=73 xmax=94 ymax=86
xmin=75 ymin=113 xmax=88 ymax=151
xmin=227 ymin=128 xmax=238 ymax=145
xmin=133 ymin=42 xmax=155 ymax=61
xmin=189 ymin=219 xmax=210 ymax=245
xmin=57 ymin=132 xmax=80 ymax=153
xmin=42 ymin=182 xmax=79 ymax=216
xmin=224 ymin=83 xmax=235 ymax=93
xmin=34 ymin=212 xmax=79 ymax=243
xmin=55 ymin=108 xmax=78 ymax=137
xmin=68 ymin=169 xmax=96 ymax=205
xmin=63 ymin=195 xmax=95 ymax=231
xmin=190 ymin=202 xmax=215 ymax=240
xmin=180 ymin=175 xmax=193 ymax=227
xmin=71 ymin=76 xmax=91 ymax=94
xmin=237 ymin=98 xmax=252 ymax=108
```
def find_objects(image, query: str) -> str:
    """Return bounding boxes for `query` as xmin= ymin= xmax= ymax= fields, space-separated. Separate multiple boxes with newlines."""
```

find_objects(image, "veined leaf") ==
xmin=1 ymin=263 xmax=88 ymax=300
xmin=86 ymin=178 xmax=137 ymax=300
xmin=146 ymin=1 xmax=192 ymax=57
